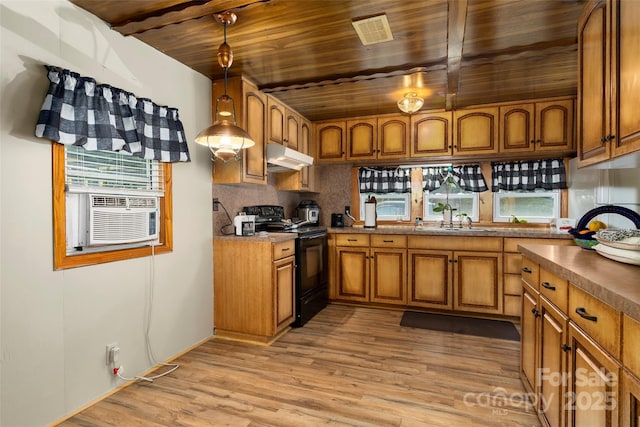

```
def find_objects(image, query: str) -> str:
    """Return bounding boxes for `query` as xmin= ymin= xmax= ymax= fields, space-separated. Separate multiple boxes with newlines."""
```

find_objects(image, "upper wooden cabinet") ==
xmin=410 ymin=111 xmax=453 ymax=157
xmin=267 ymin=96 xmax=301 ymax=151
xmin=578 ymin=0 xmax=640 ymax=167
xmin=275 ymin=117 xmax=317 ymax=192
xmin=377 ymin=115 xmax=410 ymax=159
xmin=500 ymin=99 xmax=574 ymax=153
xmin=316 ymin=120 xmax=347 ymax=162
xmin=453 ymin=107 xmax=500 ymax=155
xmin=347 ymin=117 xmax=377 ymax=161
xmin=212 ymin=77 xmax=267 ymax=185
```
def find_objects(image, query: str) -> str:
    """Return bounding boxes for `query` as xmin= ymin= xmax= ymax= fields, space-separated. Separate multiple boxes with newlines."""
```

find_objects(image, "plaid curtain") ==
xmin=422 ymin=165 xmax=488 ymax=192
xmin=359 ymin=167 xmax=411 ymax=193
xmin=35 ymin=66 xmax=190 ymax=162
xmin=491 ymin=159 xmax=567 ymax=192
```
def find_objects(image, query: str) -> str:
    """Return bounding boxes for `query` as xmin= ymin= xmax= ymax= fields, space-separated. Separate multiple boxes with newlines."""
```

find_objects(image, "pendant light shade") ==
xmin=195 ymin=11 xmax=255 ymax=162
xmin=397 ymin=92 xmax=424 ymax=114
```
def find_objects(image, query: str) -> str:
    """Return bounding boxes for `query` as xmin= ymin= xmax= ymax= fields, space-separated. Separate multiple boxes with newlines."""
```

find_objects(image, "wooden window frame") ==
xmin=52 ymin=143 xmax=173 ymax=270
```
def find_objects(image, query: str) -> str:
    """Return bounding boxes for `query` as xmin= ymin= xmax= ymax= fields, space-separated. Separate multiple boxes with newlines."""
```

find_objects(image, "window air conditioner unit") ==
xmin=76 ymin=194 xmax=160 ymax=247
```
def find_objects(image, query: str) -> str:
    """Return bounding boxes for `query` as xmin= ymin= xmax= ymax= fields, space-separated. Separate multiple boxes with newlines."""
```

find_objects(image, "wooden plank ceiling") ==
xmin=70 ymin=0 xmax=586 ymax=121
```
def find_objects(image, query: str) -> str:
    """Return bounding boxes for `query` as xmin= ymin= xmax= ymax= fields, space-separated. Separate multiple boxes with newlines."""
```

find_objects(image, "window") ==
xmin=53 ymin=143 xmax=173 ymax=270
xmin=423 ymin=191 xmax=479 ymax=222
xmin=493 ymin=189 xmax=560 ymax=223
xmin=359 ymin=193 xmax=411 ymax=221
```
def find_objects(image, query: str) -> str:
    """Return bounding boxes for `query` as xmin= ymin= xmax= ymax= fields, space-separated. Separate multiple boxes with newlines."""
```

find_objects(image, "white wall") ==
xmin=0 ymin=1 xmax=213 ymax=425
xmin=568 ymin=157 xmax=640 ymax=228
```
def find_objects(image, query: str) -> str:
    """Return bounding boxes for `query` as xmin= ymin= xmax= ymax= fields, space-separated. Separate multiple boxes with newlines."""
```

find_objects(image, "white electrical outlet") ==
xmin=105 ymin=343 xmax=119 ymax=365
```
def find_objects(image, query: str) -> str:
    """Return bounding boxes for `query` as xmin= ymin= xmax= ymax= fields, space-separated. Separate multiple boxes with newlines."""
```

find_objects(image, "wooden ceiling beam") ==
xmin=445 ymin=0 xmax=468 ymax=111
xmin=261 ymin=63 xmax=447 ymax=94
xmin=111 ymin=0 xmax=269 ymax=36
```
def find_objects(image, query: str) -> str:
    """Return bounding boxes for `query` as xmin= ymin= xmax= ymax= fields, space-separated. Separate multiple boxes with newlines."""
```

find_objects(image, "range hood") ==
xmin=266 ymin=143 xmax=314 ymax=172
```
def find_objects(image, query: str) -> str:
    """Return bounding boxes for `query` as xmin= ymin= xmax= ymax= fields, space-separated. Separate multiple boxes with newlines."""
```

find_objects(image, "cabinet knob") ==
xmin=521 ymin=267 xmax=532 ymax=273
xmin=541 ymin=281 xmax=556 ymax=291
xmin=531 ymin=308 xmax=541 ymax=318
xmin=600 ymin=136 xmax=607 ymax=144
xmin=607 ymin=134 xmax=616 ymax=141
xmin=561 ymin=344 xmax=571 ymax=352
xmin=530 ymin=140 xmax=536 ymax=144
xmin=575 ymin=307 xmax=598 ymax=322
xmin=536 ymin=139 xmax=541 ymax=143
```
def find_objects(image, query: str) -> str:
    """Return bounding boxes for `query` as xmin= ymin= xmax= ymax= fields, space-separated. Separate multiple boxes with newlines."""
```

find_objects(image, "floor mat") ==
xmin=400 ymin=311 xmax=520 ymax=341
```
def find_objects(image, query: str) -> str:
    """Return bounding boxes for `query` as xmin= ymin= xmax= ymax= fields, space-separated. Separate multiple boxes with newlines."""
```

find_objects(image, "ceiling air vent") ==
xmin=352 ymin=13 xmax=394 ymax=46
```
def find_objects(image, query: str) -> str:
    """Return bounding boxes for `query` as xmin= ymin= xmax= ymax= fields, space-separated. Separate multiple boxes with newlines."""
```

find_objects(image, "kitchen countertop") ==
xmin=214 ymin=232 xmax=296 ymax=243
xmin=328 ymin=225 xmax=573 ymax=239
xmin=519 ymin=244 xmax=640 ymax=322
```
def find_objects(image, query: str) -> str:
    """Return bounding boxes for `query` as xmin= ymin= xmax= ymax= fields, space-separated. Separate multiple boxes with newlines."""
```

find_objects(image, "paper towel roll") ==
xmin=364 ymin=202 xmax=377 ymax=228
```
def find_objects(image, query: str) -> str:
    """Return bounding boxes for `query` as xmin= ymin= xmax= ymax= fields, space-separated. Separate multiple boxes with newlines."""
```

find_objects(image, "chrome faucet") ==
xmin=465 ymin=216 xmax=473 ymax=229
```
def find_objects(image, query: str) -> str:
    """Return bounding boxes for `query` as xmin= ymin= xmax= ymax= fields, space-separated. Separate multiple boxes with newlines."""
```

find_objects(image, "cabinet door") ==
xmin=316 ymin=121 xmax=346 ymax=162
xmin=299 ymin=120 xmax=311 ymax=190
xmin=377 ymin=115 xmax=409 ymax=159
xmin=454 ymin=250 xmax=503 ymax=314
xmin=410 ymin=112 xmax=453 ymax=157
xmin=536 ymin=99 xmax=574 ymax=152
xmin=336 ymin=247 xmax=369 ymax=302
xmin=521 ymin=281 xmax=540 ymax=395
xmin=243 ymin=84 xmax=268 ymax=184
xmin=370 ymin=248 xmax=406 ymax=305
xmin=347 ymin=118 xmax=377 ymax=160
xmin=285 ymin=108 xmax=300 ymax=151
xmin=612 ymin=0 xmax=640 ymax=159
xmin=577 ymin=0 xmax=611 ymax=166
xmin=500 ymin=103 xmax=535 ymax=153
xmin=621 ymin=369 xmax=640 ymax=427
xmin=408 ymin=249 xmax=453 ymax=310
xmin=453 ymin=108 xmax=499 ymax=155
xmin=566 ymin=322 xmax=620 ymax=427
xmin=539 ymin=296 xmax=569 ymax=427
xmin=267 ymin=96 xmax=285 ymax=145
xmin=273 ymin=256 xmax=295 ymax=333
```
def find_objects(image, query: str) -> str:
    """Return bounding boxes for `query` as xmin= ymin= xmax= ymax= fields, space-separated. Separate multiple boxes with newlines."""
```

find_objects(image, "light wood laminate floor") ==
xmin=59 ymin=305 xmax=540 ymax=426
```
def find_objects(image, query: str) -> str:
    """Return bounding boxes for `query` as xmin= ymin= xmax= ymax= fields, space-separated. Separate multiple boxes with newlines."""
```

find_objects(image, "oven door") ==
xmin=297 ymin=232 xmax=328 ymax=295
xmin=294 ymin=231 xmax=328 ymax=326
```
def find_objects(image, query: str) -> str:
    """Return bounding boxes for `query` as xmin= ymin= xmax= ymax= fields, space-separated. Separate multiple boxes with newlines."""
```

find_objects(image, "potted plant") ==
xmin=433 ymin=202 xmax=455 ymax=223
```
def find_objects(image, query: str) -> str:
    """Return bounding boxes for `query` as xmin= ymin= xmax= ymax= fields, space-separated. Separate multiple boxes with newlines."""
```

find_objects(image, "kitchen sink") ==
xmin=414 ymin=226 xmax=496 ymax=232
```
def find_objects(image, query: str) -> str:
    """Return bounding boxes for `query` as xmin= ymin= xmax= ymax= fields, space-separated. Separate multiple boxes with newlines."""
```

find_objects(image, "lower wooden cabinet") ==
xmin=334 ymin=234 xmax=406 ymax=305
xmin=408 ymin=249 xmax=453 ymax=310
xmin=621 ymin=370 xmax=640 ymax=427
xmin=539 ymin=296 xmax=569 ymax=427
xmin=520 ymin=254 xmax=631 ymax=427
xmin=213 ymin=238 xmax=296 ymax=344
xmin=566 ymin=323 xmax=620 ymax=427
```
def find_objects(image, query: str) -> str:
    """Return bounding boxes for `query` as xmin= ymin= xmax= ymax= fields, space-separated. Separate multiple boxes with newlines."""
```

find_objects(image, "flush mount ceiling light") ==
xmin=397 ymin=92 xmax=424 ymax=115
xmin=195 ymin=11 xmax=254 ymax=162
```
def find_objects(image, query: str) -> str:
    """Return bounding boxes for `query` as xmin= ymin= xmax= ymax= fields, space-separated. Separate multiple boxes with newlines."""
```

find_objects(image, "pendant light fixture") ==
xmin=397 ymin=92 xmax=424 ymax=115
xmin=195 ymin=11 xmax=255 ymax=162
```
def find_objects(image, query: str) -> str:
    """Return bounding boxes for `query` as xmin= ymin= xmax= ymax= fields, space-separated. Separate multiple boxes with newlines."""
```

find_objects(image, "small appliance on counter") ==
xmin=295 ymin=200 xmax=320 ymax=226
xmin=331 ymin=213 xmax=344 ymax=227
xmin=233 ymin=212 xmax=256 ymax=236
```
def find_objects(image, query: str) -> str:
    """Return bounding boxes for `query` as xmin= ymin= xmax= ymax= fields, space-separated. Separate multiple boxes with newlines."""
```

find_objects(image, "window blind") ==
xmin=65 ymin=145 xmax=163 ymax=192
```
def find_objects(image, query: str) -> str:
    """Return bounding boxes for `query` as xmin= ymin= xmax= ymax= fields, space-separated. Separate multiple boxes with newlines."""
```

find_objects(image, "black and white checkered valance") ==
xmin=491 ymin=159 xmax=567 ymax=192
xmin=422 ymin=165 xmax=488 ymax=192
xmin=35 ymin=66 xmax=190 ymax=162
xmin=358 ymin=167 xmax=411 ymax=193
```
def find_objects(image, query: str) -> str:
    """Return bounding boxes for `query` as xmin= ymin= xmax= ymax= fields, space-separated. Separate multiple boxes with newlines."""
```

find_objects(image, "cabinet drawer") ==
xmin=539 ymin=268 xmax=568 ymax=313
xmin=370 ymin=234 xmax=407 ymax=248
xmin=520 ymin=257 xmax=539 ymax=289
xmin=408 ymin=236 xmax=502 ymax=251
xmin=504 ymin=294 xmax=521 ymax=317
xmin=336 ymin=234 xmax=370 ymax=247
xmin=273 ymin=240 xmax=296 ymax=260
xmin=623 ymin=315 xmax=640 ymax=378
xmin=504 ymin=237 xmax=573 ymax=253
xmin=504 ymin=253 xmax=523 ymax=274
xmin=504 ymin=274 xmax=522 ymax=295
xmin=569 ymin=284 xmax=621 ymax=358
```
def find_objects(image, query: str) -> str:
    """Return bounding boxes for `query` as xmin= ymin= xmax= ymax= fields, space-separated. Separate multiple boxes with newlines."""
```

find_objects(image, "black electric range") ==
xmin=243 ymin=205 xmax=328 ymax=326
